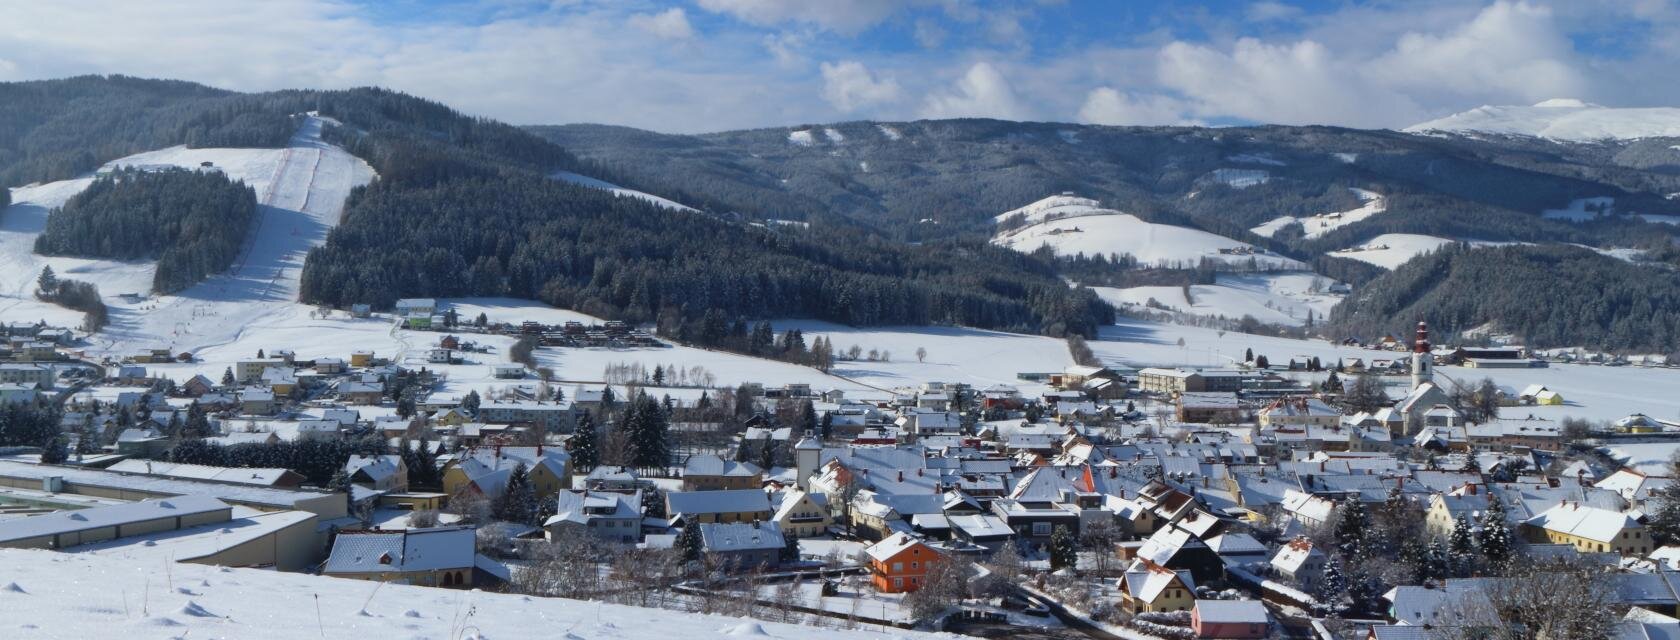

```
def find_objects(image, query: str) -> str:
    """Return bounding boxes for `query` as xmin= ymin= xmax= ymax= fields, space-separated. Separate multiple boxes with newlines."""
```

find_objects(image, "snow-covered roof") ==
xmin=0 ymin=461 xmax=333 ymax=511
xmin=863 ymin=531 xmax=930 ymax=562
xmin=323 ymin=525 xmax=476 ymax=574
xmin=1122 ymin=559 xmax=1195 ymax=603
xmin=0 ymin=495 xmax=230 ymax=544
xmin=105 ymin=460 xmax=296 ymax=486
xmin=1525 ymin=502 xmax=1642 ymax=543
xmin=683 ymin=455 xmax=761 ymax=478
xmin=1270 ymin=537 xmax=1324 ymax=573
xmin=948 ymin=514 xmax=1012 ymax=538
xmin=699 ymin=522 xmax=784 ymax=552
xmin=666 ymin=489 xmax=770 ymax=516
xmin=1195 ymin=599 xmax=1268 ymax=624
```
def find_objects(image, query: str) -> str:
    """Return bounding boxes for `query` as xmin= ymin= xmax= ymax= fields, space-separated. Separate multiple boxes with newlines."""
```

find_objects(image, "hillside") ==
xmin=1407 ymin=99 xmax=1680 ymax=141
xmin=1328 ymin=243 xmax=1680 ymax=351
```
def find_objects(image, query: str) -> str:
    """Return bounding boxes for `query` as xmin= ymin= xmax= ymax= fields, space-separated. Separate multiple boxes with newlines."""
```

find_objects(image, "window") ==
xmin=1032 ymin=522 xmax=1052 ymax=536
xmin=911 ymin=562 xmax=919 ymax=569
xmin=892 ymin=562 xmax=903 ymax=572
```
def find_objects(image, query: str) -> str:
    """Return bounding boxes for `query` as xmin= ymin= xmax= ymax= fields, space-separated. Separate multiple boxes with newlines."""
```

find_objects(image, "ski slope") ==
xmin=1405 ymin=99 xmax=1680 ymax=141
xmin=551 ymin=171 xmax=696 ymax=212
xmin=1251 ymin=189 xmax=1386 ymax=239
xmin=1093 ymin=273 xmax=1344 ymax=327
xmin=0 ymin=115 xmax=376 ymax=356
xmin=0 ymin=547 xmax=946 ymax=640
xmin=994 ymin=195 xmax=1302 ymax=268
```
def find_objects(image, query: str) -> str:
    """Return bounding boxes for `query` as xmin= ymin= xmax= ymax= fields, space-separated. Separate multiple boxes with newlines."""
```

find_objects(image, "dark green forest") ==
xmin=1329 ymin=244 xmax=1680 ymax=352
xmin=34 ymin=167 xmax=258 ymax=293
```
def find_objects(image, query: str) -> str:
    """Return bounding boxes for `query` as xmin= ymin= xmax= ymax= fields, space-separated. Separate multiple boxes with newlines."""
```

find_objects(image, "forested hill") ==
xmin=530 ymin=120 xmax=1680 ymax=255
xmin=1328 ymin=244 xmax=1680 ymax=352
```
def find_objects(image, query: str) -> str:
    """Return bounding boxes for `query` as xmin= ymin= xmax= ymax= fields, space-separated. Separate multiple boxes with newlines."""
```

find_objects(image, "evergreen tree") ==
xmin=493 ymin=462 xmax=538 ymax=525
xmin=651 ymin=365 xmax=664 ymax=386
xmin=679 ymin=518 xmax=704 ymax=563
xmin=1478 ymin=497 xmax=1511 ymax=569
xmin=1449 ymin=515 xmax=1478 ymax=576
xmin=799 ymin=400 xmax=817 ymax=437
xmin=36 ymin=266 xmax=57 ymax=296
xmin=1334 ymin=499 xmax=1371 ymax=560
xmin=327 ymin=468 xmax=354 ymax=516
xmin=221 ymin=367 xmax=234 ymax=385
xmin=462 ymin=390 xmax=481 ymax=414
xmin=39 ymin=435 xmax=68 ymax=464
xmin=1316 ymin=556 xmax=1348 ymax=613
xmin=1244 ymin=347 xmax=1254 ymax=363
xmin=757 ymin=435 xmax=776 ymax=471
xmin=1049 ymin=525 xmax=1078 ymax=571
xmin=819 ymin=412 xmax=833 ymax=441
xmin=1322 ymin=370 xmax=1343 ymax=394
xmin=780 ymin=530 xmax=800 ymax=563
xmin=570 ymin=412 xmax=600 ymax=471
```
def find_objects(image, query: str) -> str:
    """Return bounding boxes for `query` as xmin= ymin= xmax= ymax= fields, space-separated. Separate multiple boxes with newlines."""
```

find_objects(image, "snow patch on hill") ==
xmin=787 ymin=130 xmax=816 ymax=146
xmin=822 ymin=127 xmax=846 ymax=143
xmin=551 ymin=171 xmax=697 ymax=212
xmin=1326 ymin=233 xmax=1457 ymax=269
xmin=876 ymin=124 xmax=903 ymax=141
xmin=1405 ymin=99 xmax=1680 ymax=141
xmin=993 ymin=195 xmax=1302 ymax=269
xmin=1093 ymin=273 xmax=1344 ymax=327
xmin=1207 ymin=168 xmax=1269 ymax=189
xmin=1227 ymin=153 xmax=1286 ymax=166
xmin=1251 ymin=188 xmax=1386 ymax=239
xmin=1541 ymin=196 xmax=1616 ymax=222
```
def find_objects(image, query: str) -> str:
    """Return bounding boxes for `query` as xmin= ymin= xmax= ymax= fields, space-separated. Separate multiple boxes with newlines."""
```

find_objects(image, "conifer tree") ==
xmin=1049 ymin=525 xmax=1078 ymax=571
xmin=1478 ymin=497 xmax=1511 ymax=569
xmin=570 ymin=412 xmax=600 ymax=471
xmin=679 ymin=519 xmax=704 ymax=563
xmin=780 ymin=530 xmax=800 ymax=563
xmin=1449 ymin=514 xmax=1478 ymax=576
xmin=1316 ymin=556 xmax=1347 ymax=613
xmin=221 ymin=367 xmax=234 ymax=385
xmin=493 ymin=462 xmax=538 ymax=525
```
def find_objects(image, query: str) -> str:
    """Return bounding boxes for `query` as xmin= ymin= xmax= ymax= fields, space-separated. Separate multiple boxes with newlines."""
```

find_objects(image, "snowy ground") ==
xmin=993 ymin=195 xmax=1300 ymax=269
xmin=1405 ymin=99 xmax=1680 ymax=141
xmin=550 ymin=171 xmax=696 ymax=212
xmin=1326 ymin=233 xmax=1458 ymax=269
xmin=771 ymin=320 xmax=1072 ymax=396
xmin=0 ymin=115 xmax=376 ymax=358
xmin=1601 ymin=443 xmax=1680 ymax=476
xmin=1250 ymin=188 xmax=1386 ymax=239
xmin=0 ymin=547 xmax=952 ymax=640
xmin=1092 ymin=272 xmax=1343 ymax=327
xmin=1089 ymin=318 xmax=1680 ymax=424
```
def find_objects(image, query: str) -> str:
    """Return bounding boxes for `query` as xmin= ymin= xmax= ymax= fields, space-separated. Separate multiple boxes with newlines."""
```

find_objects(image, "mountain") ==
xmin=1406 ymin=99 xmax=1680 ymax=141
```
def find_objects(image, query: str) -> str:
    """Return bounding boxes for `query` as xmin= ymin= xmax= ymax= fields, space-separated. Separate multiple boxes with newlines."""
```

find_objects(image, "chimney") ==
xmin=897 ymin=471 xmax=903 ymax=482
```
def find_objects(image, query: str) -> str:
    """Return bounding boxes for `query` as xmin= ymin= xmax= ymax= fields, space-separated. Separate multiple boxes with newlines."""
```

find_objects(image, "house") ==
xmin=1270 ymin=537 xmax=1326 ymax=589
xmin=315 ymin=358 xmax=347 ymax=375
xmin=349 ymin=350 xmax=374 ymax=367
xmin=989 ymin=467 xmax=1085 ymax=545
xmin=240 ymin=388 xmax=277 ymax=415
xmin=666 ymin=489 xmax=772 ymax=524
xmin=345 ymin=454 xmax=408 ymax=492
xmin=0 ymin=383 xmax=40 ymax=405
xmin=338 ymin=381 xmax=384 ymax=405
xmin=442 ymin=446 xmax=572 ymax=502
xmin=700 ymin=522 xmax=786 ymax=571
xmin=1257 ymin=397 xmax=1340 ymax=429
xmin=182 ymin=374 xmax=217 ymax=397
xmin=261 ymin=368 xmax=298 ymax=395
xmin=476 ymin=402 xmax=575 ymax=433
xmin=322 ymin=526 xmax=506 ymax=588
xmin=771 ymin=488 xmax=831 ymax=538
xmin=350 ymin=304 xmax=372 ymax=318
xmin=1178 ymin=392 xmax=1244 ymax=424
xmin=865 ymin=532 xmax=941 ymax=593
xmin=1119 ymin=559 xmax=1197 ymax=613
xmin=235 ymin=358 xmax=287 ymax=382
xmin=949 ymin=513 xmax=1015 ymax=550
xmin=582 ymin=466 xmax=643 ymax=492
xmin=1137 ymin=368 xmax=1245 ymax=394
xmin=427 ymin=348 xmax=452 ymax=364
xmin=115 ymin=427 xmax=171 ymax=457
xmin=544 ymin=490 xmax=644 ymax=543
xmin=394 ymin=298 xmax=437 ymax=318
xmin=1425 ymin=492 xmax=1489 ymax=539
xmin=116 ymin=365 xmax=148 ymax=384
xmin=0 ymin=364 xmax=53 ymax=389
xmin=1519 ymin=384 xmax=1563 ymax=406
xmin=492 ymin=364 xmax=525 ymax=379
xmin=1523 ymin=502 xmax=1650 ymax=555
xmin=1192 ymin=600 xmax=1270 ymax=639
xmin=0 ymin=496 xmax=232 ymax=550
xmin=682 ymin=455 xmax=763 ymax=491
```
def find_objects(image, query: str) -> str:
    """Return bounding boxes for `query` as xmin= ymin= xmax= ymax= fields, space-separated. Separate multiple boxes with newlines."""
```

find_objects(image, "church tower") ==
xmin=1411 ymin=321 xmax=1432 ymax=390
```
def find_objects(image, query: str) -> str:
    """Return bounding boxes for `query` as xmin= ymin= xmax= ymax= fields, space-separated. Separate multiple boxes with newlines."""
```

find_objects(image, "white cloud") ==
xmin=695 ymin=0 xmax=911 ymax=35
xmin=1246 ymin=1 xmax=1303 ymax=22
xmin=1373 ymin=1 xmax=1587 ymax=105
xmin=919 ymin=62 xmax=1030 ymax=120
xmin=819 ymin=60 xmax=903 ymax=112
xmin=1077 ymin=88 xmax=1199 ymax=126
xmin=627 ymin=8 xmax=694 ymax=40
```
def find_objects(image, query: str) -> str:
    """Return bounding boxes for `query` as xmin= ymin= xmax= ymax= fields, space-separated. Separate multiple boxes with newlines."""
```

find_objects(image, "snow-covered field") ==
xmin=1602 ymin=442 xmax=1680 ymax=476
xmin=1093 ymin=272 xmax=1344 ymax=327
xmin=1406 ymin=98 xmax=1680 ymax=141
xmin=772 ymin=320 xmax=1074 ymax=395
xmin=1088 ymin=318 xmax=1680 ymax=424
xmin=551 ymin=171 xmax=696 ymax=212
xmin=1327 ymin=233 xmax=1457 ymax=269
xmin=0 ymin=115 xmax=375 ymax=359
xmin=1251 ymin=189 xmax=1386 ymax=239
xmin=993 ymin=195 xmax=1301 ymax=269
xmin=0 ymin=547 xmax=947 ymax=640
xmin=1542 ymin=196 xmax=1616 ymax=222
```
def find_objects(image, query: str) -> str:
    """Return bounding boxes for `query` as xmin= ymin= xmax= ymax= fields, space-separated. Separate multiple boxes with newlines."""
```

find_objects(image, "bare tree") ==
xmin=904 ymin=555 xmax=970 ymax=623
xmin=916 ymin=347 xmax=927 ymax=363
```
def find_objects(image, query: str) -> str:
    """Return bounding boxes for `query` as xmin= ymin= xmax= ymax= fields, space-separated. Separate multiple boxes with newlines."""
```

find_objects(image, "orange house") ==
xmin=865 ymin=532 xmax=941 ymax=593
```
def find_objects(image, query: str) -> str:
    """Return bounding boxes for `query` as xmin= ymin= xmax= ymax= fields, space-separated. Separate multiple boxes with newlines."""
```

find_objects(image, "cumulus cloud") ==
xmin=820 ymin=60 xmax=903 ymax=112
xmin=919 ymin=62 xmax=1030 ymax=120
xmin=628 ymin=8 xmax=694 ymax=40
xmin=1077 ymin=88 xmax=1200 ymax=126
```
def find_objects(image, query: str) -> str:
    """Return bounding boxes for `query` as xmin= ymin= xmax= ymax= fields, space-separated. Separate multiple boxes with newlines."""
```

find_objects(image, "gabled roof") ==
xmin=863 ymin=531 xmax=934 ymax=563
xmin=1525 ymin=502 xmax=1641 ymax=543
xmin=683 ymin=454 xmax=762 ymax=478
xmin=1194 ymin=599 xmax=1268 ymax=624
xmin=324 ymin=526 xmax=476 ymax=574
xmin=666 ymin=489 xmax=770 ymax=516
xmin=699 ymin=522 xmax=784 ymax=552
xmin=1121 ymin=559 xmax=1194 ymax=602
xmin=1270 ymin=537 xmax=1324 ymax=573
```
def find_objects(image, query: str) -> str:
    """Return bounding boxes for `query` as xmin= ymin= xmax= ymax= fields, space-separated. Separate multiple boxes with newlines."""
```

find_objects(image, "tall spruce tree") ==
xmin=493 ymin=462 xmax=538 ymax=525
xmin=1049 ymin=525 xmax=1078 ymax=571
xmin=570 ymin=412 xmax=600 ymax=471
xmin=1478 ymin=497 xmax=1512 ymax=569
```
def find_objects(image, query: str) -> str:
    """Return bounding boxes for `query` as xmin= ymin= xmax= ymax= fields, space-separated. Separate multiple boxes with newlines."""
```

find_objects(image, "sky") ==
xmin=3 ymin=0 xmax=1680 ymax=134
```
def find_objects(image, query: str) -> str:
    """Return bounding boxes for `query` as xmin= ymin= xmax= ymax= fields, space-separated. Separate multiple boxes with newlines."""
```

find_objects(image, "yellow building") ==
xmin=1522 ymin=502 xmax=1650 ymax=555
xmin=441 ymin=446 xmax=571 ymax=504
xmin=1119 ymin=560 xmax=1197 ymax=613
xmin=1424 ymin=492 xmax=1489 ymax=539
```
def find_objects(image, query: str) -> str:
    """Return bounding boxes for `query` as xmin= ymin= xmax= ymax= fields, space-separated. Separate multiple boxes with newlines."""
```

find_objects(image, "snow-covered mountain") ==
xmin=1405 ymin=98 xmax=1680 ymax=141
xmin=993 ymin=195 xmax=1303 ymax=269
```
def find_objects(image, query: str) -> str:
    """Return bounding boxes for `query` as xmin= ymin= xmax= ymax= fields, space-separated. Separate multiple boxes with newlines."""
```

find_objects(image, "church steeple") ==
xmin=1411 ymin=321 xmax=1432 ymax=389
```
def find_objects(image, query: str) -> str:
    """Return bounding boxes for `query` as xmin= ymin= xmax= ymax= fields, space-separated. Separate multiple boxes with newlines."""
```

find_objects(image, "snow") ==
xmin=1093 ymin=273 xmax=1344 ymax=327
xmin=876 ymin=124 xmax=903 ymax=141
xmin=1405 ymin=99 xmax=1680 ymax=141
xmin=1542 ymin=196 xmax=1616 ymax=222
xmin=1057 ymin=130 xmax=1081 ymax=144
xmin=550 ymin=171 xmax=697 ymax=212
xmin=1251 ymin=188 xmax=1386 ymax=239
xmin=1208 ymin=168 xmax=1269 ymax=189
xmin=1226 ymin=153 xmax=1286 ymax=166
xmin=1602 ymin=443 xmax=1680 ymax=477
xmin=0 ymin=115 xmax=376 ymax=358
xmin=1090 ymin=317 xmax=1680 ymax=423
xmin=994 ymin=195 xmax=1302 ymax=268
xmin=771 ymin=320 xmax=1075 ymax=395
xmin=822 ymin=128 xmax=846 ymax=143
xmin=0 ymin=547 xmax=950 ymax=640
xmin=1639 ymin=214 xmax=1680 ymax=225
xmin=1332 ymin=152 xmax=1358 ymax=164
xmin=1326 ymin=233 xmax=1457 ymax=269
xmin=787 ymin=130 xmax=816 ymax=146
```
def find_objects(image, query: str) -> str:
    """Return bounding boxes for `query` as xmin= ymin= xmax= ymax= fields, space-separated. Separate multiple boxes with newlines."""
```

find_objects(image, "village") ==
xmin=3 ymin=301 xmax=1680 ymax=640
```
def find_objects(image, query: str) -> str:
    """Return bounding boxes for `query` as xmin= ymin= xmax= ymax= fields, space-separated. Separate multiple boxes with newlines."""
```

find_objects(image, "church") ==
xmin=1390 ymin=322 xmax=1456 ymax=438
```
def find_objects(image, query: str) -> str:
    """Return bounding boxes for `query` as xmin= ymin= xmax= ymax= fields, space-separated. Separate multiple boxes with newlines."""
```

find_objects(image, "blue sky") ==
xmin=3 ymin=1 xmax=1678 ymax=133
